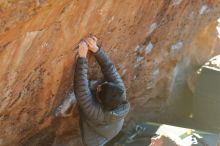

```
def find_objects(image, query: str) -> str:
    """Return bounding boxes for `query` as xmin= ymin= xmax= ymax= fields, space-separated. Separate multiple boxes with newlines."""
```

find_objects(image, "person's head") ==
xmin=96 ymin=82 xmax=125 ymax=110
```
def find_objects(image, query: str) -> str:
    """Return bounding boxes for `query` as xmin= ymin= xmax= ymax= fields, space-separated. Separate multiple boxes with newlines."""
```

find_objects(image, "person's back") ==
xmin=74 ymin=36 xmax=130 ymax=146
xmin=80 ymin=100 xmax=129 ymax=146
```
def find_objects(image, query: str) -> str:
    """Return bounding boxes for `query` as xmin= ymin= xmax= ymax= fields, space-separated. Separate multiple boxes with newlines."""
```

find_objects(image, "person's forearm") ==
xmin=74 ymin=57 xmax=90 ymax=100
xmin=74 ymin=58 xmax=104 ymax=121
xmin=93 ymin=47 xmax=113 ymax=73
xmin=93 ymin=48 xmax=126 ymax=100
xmin=93 ymin=48 xmax=123 ymax=84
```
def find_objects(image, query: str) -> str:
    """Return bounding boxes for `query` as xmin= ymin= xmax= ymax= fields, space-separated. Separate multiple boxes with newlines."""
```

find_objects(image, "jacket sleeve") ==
xmin=94 ymin=48 xmax=127 ymax=99
xmin=74 ymin=57 xmax=104 ymax=122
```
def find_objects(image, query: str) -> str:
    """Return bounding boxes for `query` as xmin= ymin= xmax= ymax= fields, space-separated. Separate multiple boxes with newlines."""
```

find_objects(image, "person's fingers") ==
xmin=84 ymin=38 xmax=90 ymax=44
xmin=84 ymin=38 xmax=91 ymax=44
xmin=78 ymin=44 xmax=82 ymax=50
xmin=82 ymin=41 xmax=88 ymax=47
xmin=150 ymin=135 xmax=163 ymax=146
xmin=81 ymin=40 xmax=87 ymax=46
xmin=87 ymin=37 xmax=94 ymax=43
xmin=82 ymin=43 xmax=88 ymax=48
xmin=85 ymin=38 xmax=94 ymax=47
xmin=92 ymin=36 xmax=97 ymax=42
xmin=155 ymin=138 xmax=163 ymax=146
xmin=150 ymin=141 xmax=155 ymax=146
xmin=151 ymin=136 xmax=158 ymax=141
xmin=78 ymin=42 xmax=88 ymax=52
xmin=78 ymin=40 xmax=85 ymax=47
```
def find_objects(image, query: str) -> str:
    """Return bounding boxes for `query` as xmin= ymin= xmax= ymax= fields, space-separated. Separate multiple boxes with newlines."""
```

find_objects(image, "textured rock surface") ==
xmin=0 ymin=0 xmax=220 ymax=145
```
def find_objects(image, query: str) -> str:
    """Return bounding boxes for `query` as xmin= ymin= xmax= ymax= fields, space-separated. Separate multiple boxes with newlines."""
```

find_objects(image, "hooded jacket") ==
xmin=74 ymin=48 xmax=130 ymax=146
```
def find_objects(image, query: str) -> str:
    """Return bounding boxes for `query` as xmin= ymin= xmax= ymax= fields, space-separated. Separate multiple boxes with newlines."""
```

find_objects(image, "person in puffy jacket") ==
xmin=74 ymin=36 xmax=130 ymax=146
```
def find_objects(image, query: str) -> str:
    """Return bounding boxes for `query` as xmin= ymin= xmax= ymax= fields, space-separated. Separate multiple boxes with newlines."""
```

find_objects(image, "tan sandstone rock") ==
xmin=0 ymin=0 xmax=220 ymax=145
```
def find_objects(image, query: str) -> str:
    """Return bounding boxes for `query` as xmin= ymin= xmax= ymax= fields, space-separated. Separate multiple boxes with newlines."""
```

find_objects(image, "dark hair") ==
xmin=98 ymin=82 xmax=124 ymax=110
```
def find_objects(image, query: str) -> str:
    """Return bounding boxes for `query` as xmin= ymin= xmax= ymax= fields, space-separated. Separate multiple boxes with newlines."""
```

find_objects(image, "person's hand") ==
xmin=150 ymin=136 xmax=164 ymax=146
xmin=85 ymin=36 xmax=99 ymax=53
xmin=78 ymin=40 xmax=88 ymax=58
xmin=150 ymin=135 xmax=180 ymax=146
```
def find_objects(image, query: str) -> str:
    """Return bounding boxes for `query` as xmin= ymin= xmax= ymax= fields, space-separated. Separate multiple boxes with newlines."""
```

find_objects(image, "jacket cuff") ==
xmin=94 ymin=47 xmax=104 ymax=56
xmin=77 ymin=57 xmax=88 ymax=64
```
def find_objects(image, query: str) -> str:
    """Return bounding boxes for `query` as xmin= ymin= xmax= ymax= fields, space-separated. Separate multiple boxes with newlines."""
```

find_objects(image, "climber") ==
xmin=74 ymin=36 xmax=130 ymax=146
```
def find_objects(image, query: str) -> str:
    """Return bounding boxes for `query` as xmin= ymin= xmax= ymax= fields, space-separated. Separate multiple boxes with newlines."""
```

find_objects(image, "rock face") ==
xmin=0 ymin=0 xmax=220 ymax=145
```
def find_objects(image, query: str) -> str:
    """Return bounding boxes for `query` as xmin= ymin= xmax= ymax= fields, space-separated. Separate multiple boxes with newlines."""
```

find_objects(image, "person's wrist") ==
xmin=79 ymin=54 xmax=87 ymax=58
xmin=92 ymin=46 xmax=99 ymax=53
xmin=93 ymin=48 xmax=99 ymax=53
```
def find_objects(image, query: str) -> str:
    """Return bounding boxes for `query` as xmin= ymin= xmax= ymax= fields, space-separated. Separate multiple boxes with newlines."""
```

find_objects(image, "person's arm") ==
xmin=85 ymin=37 xmax=127 ymax=99
xmin=94 ymin=48 xmax=125 ymax=89
xmin=94 ymin=48 xmax=126 ymax=100
xmin=74 ymin=41 xmax=104 ymax=122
